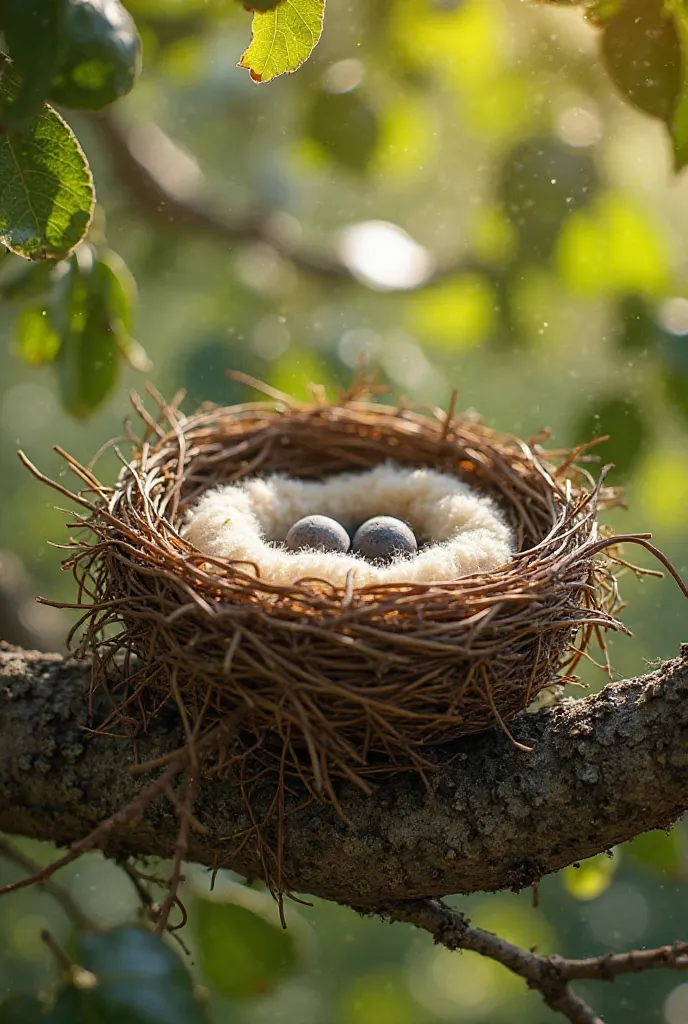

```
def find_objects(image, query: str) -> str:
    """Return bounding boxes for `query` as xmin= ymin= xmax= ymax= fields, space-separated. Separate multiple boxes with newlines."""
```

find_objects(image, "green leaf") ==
xmin=305 ymin=89 xmax=379 ymax=172
xmin=625 ymin=827 xmax=687 ymax=879
xmin=55 ymin=251 xmax=120 ymax=416
xmin=601 ymin=0 xmax=681 ymax=123
xmin=90 ymin=248 xmax=151 ymax=370
xmin=2 ymin=0 xmax=69 ymax=126
xmin=670 ymin=7 xmax=688 ymax=168
xmin=15 ymin=305 xmax=62 ymax=365
xmin=0 ymin=995 xmax=46 ymax=1023
xmin=193 ymin=884 xmax=301 ymax=998
xmin=50 ymin=0 xmax=143 ymax=111
xmin=0 ymin=64 xmax=94 ymax=260
xmin=498 ymin=135 xmax=598 ymax=260
xmin=572 ymin=394 xmax=649 ymax=480
xmin=47 ymin=927 xmax=211 ymax=1024
xmin=238 ymin=0 xmax=324 ymax=82
xmin=563 ymin=852 xmax=618 ymax=901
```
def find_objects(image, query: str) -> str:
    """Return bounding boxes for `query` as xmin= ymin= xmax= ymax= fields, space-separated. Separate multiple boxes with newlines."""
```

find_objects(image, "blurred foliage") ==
xmin=1 ymin=0 xmax=688 ymax=1022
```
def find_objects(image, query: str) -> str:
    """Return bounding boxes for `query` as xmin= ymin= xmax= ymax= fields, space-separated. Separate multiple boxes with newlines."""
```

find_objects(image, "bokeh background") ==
xmin=1 ymin=0 xmax=688 ymax=1020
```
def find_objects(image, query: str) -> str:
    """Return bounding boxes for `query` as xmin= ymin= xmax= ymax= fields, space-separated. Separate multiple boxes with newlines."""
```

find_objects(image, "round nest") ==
xmin=35 ymin=382 xmax=637 ymax=810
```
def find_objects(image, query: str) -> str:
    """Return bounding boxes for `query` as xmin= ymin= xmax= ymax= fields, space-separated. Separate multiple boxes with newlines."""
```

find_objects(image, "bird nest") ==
xmin=24 ymin=379 xmax=679 ymax=904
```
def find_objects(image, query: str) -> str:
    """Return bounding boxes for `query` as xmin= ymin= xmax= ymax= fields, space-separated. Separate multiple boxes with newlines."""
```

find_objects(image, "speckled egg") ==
xmin=285 ymin=515 xmax=351 ymax=554
xmin=352 ymin=516 xmax=418 ymax=565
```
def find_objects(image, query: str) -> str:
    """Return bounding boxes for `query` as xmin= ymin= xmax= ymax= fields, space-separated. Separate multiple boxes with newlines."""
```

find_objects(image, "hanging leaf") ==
xmin=193 ymin=884 xmax=302 ymax=998
xmin=572 ymin=394 xmax=649 ymax=480
xmin=92 ymin=248 xmax=151 ymax=370
xmin=625 ymin=827 xmax=687 ymax=880
xmin=238 ymin=0 xmax=325 ymax=82
xmin=49 ymin=0 xmax=143 ymax=111
xmin=0 ymin=65 xmax=94 ymax=260
xmin=46 ymin=927 xmax=211 ymax=1024
xmin=564 ymin=852 xmax=618 ymax=901
xmin=15 ymin=305 xmax=62 ymax=365
xmin=305 ymin=89 xmax=379 ymax=172
xmin=54 ymin=251 xmax=120 ymax=416
xmin=601 ymin=0 xmax=681 ymax=123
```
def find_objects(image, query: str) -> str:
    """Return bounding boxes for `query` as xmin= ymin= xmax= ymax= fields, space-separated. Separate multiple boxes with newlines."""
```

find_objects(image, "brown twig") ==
xmin=0 ymin=837 xmax=93 ymax=930
xmin=375 ymin=898 xmax=688 ymax=1024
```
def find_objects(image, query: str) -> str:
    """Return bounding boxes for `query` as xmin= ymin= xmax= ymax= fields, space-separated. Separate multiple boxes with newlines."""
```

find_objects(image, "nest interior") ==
xmin=37 ymin=387 xmax=630 ymax=812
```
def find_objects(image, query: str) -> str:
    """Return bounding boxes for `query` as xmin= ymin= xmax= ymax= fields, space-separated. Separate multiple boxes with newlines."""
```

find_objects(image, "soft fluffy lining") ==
xmin=183 ymin=463 xmax=514 ymax=586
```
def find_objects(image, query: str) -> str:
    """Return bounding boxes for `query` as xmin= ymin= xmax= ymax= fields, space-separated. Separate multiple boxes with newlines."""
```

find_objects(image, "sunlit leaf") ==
xmin=0 ymin=65 xmax=94 ymax=260
xmin=0 ymin=995 xmax=46 ymax=1023
xmin=557 ymin=196 xmax=670 ymax=297
xmin=624 ymin=827 xmax=687 ymax=880
xmin=238 ymin=0 xmax=324 ymax=82
xmin=15 ymin=306 xmax=62 ymax=365
xmin=47 ymin=927 xmax=210 ymax=1024
xmin=305 ymin=89 xmax=378 ymax=173
xmin=573 ymin=394 xmax=649 ymax=481
xmin=563 ymin=852 xmax=618 ymax=901
xmin=409 ymin=274 xmax=496 ymax=349
xmin=193 ymin=883 xmax=302 ymax=998
xmin=601 ymin=0 xmax=680 ymax=123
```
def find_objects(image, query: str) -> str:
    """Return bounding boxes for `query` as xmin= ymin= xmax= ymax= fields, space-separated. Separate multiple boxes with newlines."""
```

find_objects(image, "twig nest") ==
xmin=285 ymin=515 xmax=351 ymax=554
xmin=43 ymin=387 xmax=629 ymax=803
xmin=352 ymin=516 xmax=417 ymax=564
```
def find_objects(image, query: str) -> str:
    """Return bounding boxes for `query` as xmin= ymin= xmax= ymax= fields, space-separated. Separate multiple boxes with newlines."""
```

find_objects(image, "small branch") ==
xmin=377 ymin=897 xmax=688 ymax=1024
xmin=90 ymin=112 xmax=484 ymax=292
xmin=0 ymin=836 xmax=93 ymax=931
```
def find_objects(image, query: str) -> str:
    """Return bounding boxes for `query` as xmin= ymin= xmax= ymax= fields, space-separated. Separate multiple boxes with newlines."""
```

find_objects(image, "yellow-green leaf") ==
xmin=563 ymin=852 xmax=618 ymax=901
xmin=238 ymin=0 xmax=324 ymax=83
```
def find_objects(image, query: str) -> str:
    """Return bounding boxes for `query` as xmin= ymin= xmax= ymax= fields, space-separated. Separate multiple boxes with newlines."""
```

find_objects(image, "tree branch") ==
xmin=1 ymin=641 xmax=688 ymax=903
xmin=90 ymin=112 xmax=484 ymax=291
xmin=374 ymin=898 xmax=688 ymax=1024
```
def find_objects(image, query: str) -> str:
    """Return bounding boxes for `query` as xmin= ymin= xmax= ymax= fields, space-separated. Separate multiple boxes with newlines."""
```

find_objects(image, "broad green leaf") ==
xmin=625 ymin=827 xmax=687 ymax=879
xmin=47 ymin=927 xmax=211 ymax=1024
xmin=601 ymin=0 xmax=681 ymax=123
xmin=498 ymin=135 xmax=598 ymax=260
xmin=91 ymin=248 xmax=151 ymax=370
xmin=572 ymin=394 xmax=649 ymax=480
xmin=193 ymin=884 xmax=302 ymax=998
xmin=0 ymin=995 xmax=46 ymax=1023
xmin=305 ymin=89 xmax=379 ymax=172
xmin=238 ymin=0 xmax=324 ymax=82
xmin=2 ymin=0 xmax=69 ymax=126
xmin=0 ymin=66 xmax=94 ymax=260
xmin=55 ymin=252 xmax=120 ymax=416
xmin=50 ymin=0 xmax=142 ymax=111
xmin=16 ymin=305 xmax=61 ymax=365
xmin=563 ymin=852 xmax=618 ymax=901
xmin=670 ymin=7 xmax=688 ymax=168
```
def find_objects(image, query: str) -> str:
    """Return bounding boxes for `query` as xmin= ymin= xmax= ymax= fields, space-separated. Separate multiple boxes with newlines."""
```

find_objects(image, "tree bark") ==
xmin=1 ymin=641 xmax=687 ymax=903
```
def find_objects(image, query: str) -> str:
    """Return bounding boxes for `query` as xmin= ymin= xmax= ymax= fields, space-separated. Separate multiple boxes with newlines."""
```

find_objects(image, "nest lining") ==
xmin=183 ymin=463 xmax=515 ymax=587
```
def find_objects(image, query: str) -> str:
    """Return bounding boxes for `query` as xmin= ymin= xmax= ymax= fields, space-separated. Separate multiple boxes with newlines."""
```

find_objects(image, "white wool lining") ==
xmin=183 ymin=464 xmax=514 ymax=587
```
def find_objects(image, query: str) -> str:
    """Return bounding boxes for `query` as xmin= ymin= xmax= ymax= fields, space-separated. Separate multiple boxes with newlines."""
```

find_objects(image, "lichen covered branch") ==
xmin=1 ymin=642 xmax=688 ymax=903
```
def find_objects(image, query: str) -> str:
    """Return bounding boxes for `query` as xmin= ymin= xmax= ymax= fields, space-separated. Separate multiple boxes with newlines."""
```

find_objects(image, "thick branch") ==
xmin=1 ymin=641 xmax=688 ymax=902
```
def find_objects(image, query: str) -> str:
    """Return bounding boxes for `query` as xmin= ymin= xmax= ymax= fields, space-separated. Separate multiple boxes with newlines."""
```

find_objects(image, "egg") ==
xmin=352 ymin=516 xmax=418 ymax=565
xmin=285 ymin=515 xmax=351 ymax=554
